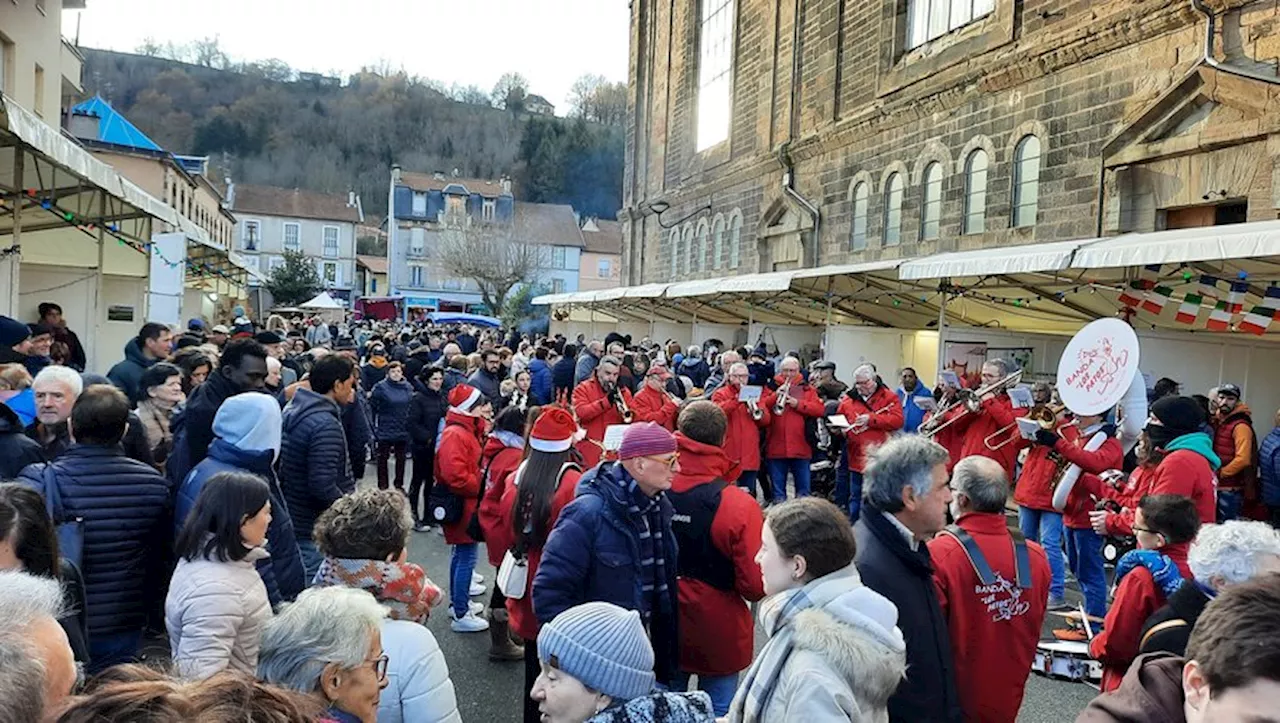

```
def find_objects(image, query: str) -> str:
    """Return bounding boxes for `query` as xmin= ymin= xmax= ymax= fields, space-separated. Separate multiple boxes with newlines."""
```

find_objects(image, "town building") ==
xmin=578 ymin=217 xmax=622 ymax=291
xmin=355 ymin=254 xmax=388 ymax=297
xmin=226 ymin=182 xmax=363 ymax=314
xmin=525 ymin=93 xmax=556 ymax=116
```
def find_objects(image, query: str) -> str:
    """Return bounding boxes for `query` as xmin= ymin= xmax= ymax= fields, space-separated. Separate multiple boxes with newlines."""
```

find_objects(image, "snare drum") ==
xmin=1032 ymin=640 xmax=1101 ymax=685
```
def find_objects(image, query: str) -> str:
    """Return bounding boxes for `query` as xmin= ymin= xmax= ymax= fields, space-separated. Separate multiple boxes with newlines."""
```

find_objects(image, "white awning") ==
xmin=791 ymin=259 xmax=902 ymax=280
xmin=714 ymin=270 xmax=797 ymax=293
xmin=623 ymin=283 xmax=671 ymax=299
xmin=899 ymin=238 xmax=1093 ymax=280
xmin=1072 ymin=220 xmax=1280 ymax=269
xmin=665 ymin=277 xmax=724 ymax=298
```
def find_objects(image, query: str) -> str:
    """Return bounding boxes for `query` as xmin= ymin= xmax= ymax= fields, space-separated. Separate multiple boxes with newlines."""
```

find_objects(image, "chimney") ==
xmin=348 ymin=191 xmax=356 ymax=207
xmin=451 ymin=168 xmax=460 ymax=178
xmin=224 ymin=178 xmax=235 ymax=207
xmin=391 ymin=165 xmax=402 ymax=184
xmin=501 ymin=177 xmax=512 ymax=194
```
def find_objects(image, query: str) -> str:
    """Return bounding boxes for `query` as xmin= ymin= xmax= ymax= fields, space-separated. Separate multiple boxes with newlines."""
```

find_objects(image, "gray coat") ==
xmin=165 ymin=546 xmax=272 ymax=680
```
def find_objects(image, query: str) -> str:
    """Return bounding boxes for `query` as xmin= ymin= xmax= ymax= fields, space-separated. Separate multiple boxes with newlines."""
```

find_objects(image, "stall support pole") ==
xmin=93 ymin=192 xmax=108 ymax=374
xmin=934 ymin=283 xmax=949 ymax=384
xmin=692 ymin=308 xmax=699 ymax=347
xmin=821 ymin=278 xmax=834 ymax=358
xmin=3 ymin=153 xmax=23 ymax=318
xmin=748 ymin=304 xmax=756 ymax=348
xmin=590 ymin=307 xmax=597 ymax=339
xmin=648 ymin=306 xmax=655 ymax=341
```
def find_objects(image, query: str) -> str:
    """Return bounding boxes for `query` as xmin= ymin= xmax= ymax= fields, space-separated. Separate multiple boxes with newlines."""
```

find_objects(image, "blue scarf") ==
xmin=1114 ymin=549 xmax=1184 ymax=599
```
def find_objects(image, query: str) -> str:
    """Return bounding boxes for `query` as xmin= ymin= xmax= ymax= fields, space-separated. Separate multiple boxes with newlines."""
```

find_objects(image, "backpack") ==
xmin=34 ymin=464 xmax=84 ymax=570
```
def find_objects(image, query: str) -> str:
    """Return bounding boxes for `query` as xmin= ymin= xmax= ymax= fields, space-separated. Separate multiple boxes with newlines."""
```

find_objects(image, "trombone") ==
xmin=920 ymin=369 xmax=1023 ymax=439
xmin=849 ymin=403 xmax=898 ymax=434
xmin=984 ymin=401 xmax=1064 ymax=451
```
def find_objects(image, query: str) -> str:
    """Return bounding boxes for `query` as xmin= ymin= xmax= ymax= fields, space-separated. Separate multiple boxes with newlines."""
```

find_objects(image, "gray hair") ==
xmin=863 ymin=436 xmax=950 ymax=513
xmin=0 ymin=631 xmax=45 ymax=723
xmin=0 ymin=570 xmax=66 ymax=628
xmin=719 ymin=350 xmax=741 ymax=369
xmin=32 ymin=365 xmax=83 ymax=398
xmin=951 ymin=456 xmax=1009 ymax=513
xmin=686 ymin=345 xmax=702 ymax=358
xmin=1189 ymin=521 xmax=1280 ymax=589
xmin=779 ymin=355 xmax=801 ymax=371
xmin=983 ymin=358 xmax=1009 ymax=376
xmin=257 ymin=586 xmax=388 ymax=693
xmin=598 ymin=355 xmax=622 ymax=369
xmin=853 ymin=363 xmax=877 ymax=381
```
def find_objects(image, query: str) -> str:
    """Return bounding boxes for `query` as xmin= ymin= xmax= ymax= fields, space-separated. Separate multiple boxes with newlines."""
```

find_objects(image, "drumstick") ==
xmin=1079 ymin=602 xmax=1094 ymax=640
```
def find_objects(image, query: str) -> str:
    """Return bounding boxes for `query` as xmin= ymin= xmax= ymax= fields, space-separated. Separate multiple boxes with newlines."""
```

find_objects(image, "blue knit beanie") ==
xmin=537 ymin=602 xmax=655 ymax=701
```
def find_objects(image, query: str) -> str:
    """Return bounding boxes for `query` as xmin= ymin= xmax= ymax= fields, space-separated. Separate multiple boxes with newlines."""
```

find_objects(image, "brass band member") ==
xmin=630 ymin=365 xmax=680 ymax=430
xmin=762 ymin=356 xmax=824 ymax=501
xmin=949 ymin=359 xmax=1021 ymax=481
xmin=1012 ymin=382 xmax=1073 ymax=611
xmin=571 ymin=355 xmax=631 ymax=468
xmin=836 ymin=363 xmax=904 ymax=522
xmin=710 ymin=362 xmax=771 ymax=497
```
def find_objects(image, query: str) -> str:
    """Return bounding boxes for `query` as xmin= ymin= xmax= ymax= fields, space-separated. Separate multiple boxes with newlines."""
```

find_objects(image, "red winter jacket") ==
xmin=435 ymin=410 xmax=487 ymax=545
xmin=631 ymin=384 xmax=678 ymax=430
xmin=1015 ymin=423 xmax=1080 ymax=512
xmin=925 ymin=402 xmax=966 ymax=473
xmin=838 ymin=385 xmax=904 ymax=473
xmin=1091 ymin=542 xmax=1191 ymax=692
xmin=1092 ymin=448 xmax=1217 ymax=535
xmin=572 ymin=377 xmax=630 ymax=469
xmin=670 ymin=433 xmax=763 ymax=675
xmin=711 ymin=383 xmax=771 ymax=472
xmin=762 ymin=376 xmax=823 ymax=460
xmin=503 ymin=464 xmax=581 ymax=641
xmin=478 ymin=436 xmax=524 ymax=568
xmin=954 ymin=394 xmax=1021 ymax=481
xmin=1054 ymin=432 xmax=1124 ymax=530
xmin=929 ymin=512 xmax=1051 ymax=723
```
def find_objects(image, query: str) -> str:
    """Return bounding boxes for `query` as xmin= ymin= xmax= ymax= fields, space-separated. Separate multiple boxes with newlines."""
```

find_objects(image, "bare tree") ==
xmin=570 ymin=74 xmax=627 ymax=126
xmin=136 ymin=37 xmax=163 ymax=57
xmin=190 ymin=36 xmax=231 ymax=69
xmin=492 ymin=72 xmax=529 ymax=112
xmin=568 ymin=74 xmax=607 ymax=118
xmin=436 ymin=218 xmax=544 ymax=315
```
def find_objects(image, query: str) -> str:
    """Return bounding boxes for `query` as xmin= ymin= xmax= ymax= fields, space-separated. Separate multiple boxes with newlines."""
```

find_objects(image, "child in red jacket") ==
xmin=1090 ymin=494 xmax=1201 ymax=692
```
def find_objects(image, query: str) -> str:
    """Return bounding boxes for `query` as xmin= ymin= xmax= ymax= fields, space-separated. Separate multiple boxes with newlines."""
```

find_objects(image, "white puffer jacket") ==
xmin=376 ymin=618 xmax=462 ymax=723
xmin=165 ymin=545 xmax=272 ymax=680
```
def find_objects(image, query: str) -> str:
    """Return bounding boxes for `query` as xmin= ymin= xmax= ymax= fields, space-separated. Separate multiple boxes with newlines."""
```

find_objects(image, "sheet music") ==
xmin=738 ymin=385 xmax=762 ymax=402
xmin=1008 ymin=386 xmax=1034 ymax=409
xmin=913 ymin=396 xmax=936 ymax=411
xmin=602 ymin=424 xmax=629 ymax=450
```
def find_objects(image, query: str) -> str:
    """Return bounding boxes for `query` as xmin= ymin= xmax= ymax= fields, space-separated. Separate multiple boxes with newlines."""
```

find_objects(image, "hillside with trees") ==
xmin=80 ymin=43 xmax=626 ymax=219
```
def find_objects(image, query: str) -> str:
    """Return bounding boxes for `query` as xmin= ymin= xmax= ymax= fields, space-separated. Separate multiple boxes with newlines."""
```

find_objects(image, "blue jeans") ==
xmin=88 ymin=630 xmax=143 ymax=674
xmin=672 ymin=672 xmax=738 ymax=716
xmin=298 ymin=538 xmax=323 ymax=584
xmin=1066 ymin=527 xmax=1107 ymax=619
xmin=1217 ymin=489 xmax=1243 ymax=522
xmin=834 ymin=446 xmax=851 ymax=512
xmin=450 ymin=543 xmax=479 ymax=618
xmin=767 ymin=458 xmax=811 ymax=500
xmin=1019 ymin=506 xmax=1065 ymax=601
xmin=737 ymin=470 xmax=758 ymax=497
xmin=847 ymin=470 xmax=865 ymax=523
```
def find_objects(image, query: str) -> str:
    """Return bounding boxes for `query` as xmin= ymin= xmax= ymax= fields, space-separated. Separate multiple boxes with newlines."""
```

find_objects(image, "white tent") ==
xmin=300 ymin=292 xmax=344 ymax=309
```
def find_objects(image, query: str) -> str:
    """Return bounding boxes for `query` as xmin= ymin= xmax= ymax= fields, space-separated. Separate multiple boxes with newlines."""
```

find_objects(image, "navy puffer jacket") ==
xmin=528 ymin=358 xmax=553 ymax=406
xmin=1259 ymin=426 xmax=1280 ymax=507
xmin=175 ymin=440 xmax=306 ymax=607
xmin=370 ymin=378 xmax=414 ymax=442
xmin=19 ymin=445 xmax=172 ymax=638
xmin=280 ymin=389 xmax=354 ymax=541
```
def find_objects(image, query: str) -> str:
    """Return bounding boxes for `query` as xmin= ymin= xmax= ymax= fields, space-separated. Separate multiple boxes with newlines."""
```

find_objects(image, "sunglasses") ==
xmin=646 ymin=453 xmax=679 ymax=469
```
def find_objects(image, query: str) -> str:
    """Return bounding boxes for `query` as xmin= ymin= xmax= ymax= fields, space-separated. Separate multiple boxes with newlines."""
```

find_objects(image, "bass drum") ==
xmin=1033 ymin=640 xmax=1102 ymax=685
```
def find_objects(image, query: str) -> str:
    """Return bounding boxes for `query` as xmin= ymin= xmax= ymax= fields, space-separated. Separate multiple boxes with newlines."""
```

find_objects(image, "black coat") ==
xmin=1138 ymin=579 xmax=1211 ymax=657
xmin=25 ymin=414 xmax=153 ymax=468
xmin=168 ymin=373 xmax=241 ymax=486
xmin=854 ymin=506 xmax=962 ymax=723
xmin=407 ymin=388 xmax=448 ymax=449
xmin=19 ymin=445 xmax=172 ymax=639
xmin=280 ymin=389 xmax=354 ymax=541
xmin=404 ymin=349 xmax=434 ymax=388
xmin=468 ymin=368 xmax=502 ymax=403
xmin=0 ymin=404 xmax=44 ymax=478
xmin=552 ymin=356 xmax=576 ymax=397
xmin=370 ymin=378 xmax=414 ymax=442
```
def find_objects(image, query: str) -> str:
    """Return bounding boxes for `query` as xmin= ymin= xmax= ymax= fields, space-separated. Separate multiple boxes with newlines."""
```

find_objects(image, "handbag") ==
xmin=427 ymin=485 xmax=463 ymax=525
xmin=497 ymin=549 xmax=528 ymax=599
xmin=38 ymin=465 xmax=84 ymax=569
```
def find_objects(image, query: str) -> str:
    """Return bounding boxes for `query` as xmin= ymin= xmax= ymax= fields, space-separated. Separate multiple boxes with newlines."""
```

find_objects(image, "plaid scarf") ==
xmin=622 ymin=474 xmax=671 ymax=623
xmin=314 ymin=556 xmax=443 ymax=624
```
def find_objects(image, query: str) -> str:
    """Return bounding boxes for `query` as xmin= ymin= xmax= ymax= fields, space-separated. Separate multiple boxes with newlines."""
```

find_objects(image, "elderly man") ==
xmin=207 ymin=323 xmax=229 ymax=349
xmin=711 ymin=362 xmax=771 ymax=497
xmin=811 ymin=359 xmax=847 ymax=402
xmin=0 ymin=572 xmax=77 ymax=722
xmin=25 ymin=365 xmax=82 ymax=458
xmin=1139 ymin=520 xmax=1280 ymax=657
xmin=929 ymin=457 xmax=1050 ymax=723
xmin=855 ymin=435 xmax=961 ymax=723
xmin=255 ymin=330 xmax=297 ymax=387
xmin=762 ymin=355 xmax=824 ymax=501
xmin=572 ymin=355 xmax=632 ymax=469
xmin=1210 ymin=383 xmax=1256 ymax=522
xmin=574 ymin=339 xmax=605 ymax=385
xmin=837 ymin=362 xmax=904 ymax=522
xmin=534 ymin=421 xmax=682 ymax=688
xmin=703 ymin=349 xmax=741 ymax=397
xmin=631 ymin=364 xmax=680 ymax=430
xmin=949 ymin=358 xmax=1021 ymax=480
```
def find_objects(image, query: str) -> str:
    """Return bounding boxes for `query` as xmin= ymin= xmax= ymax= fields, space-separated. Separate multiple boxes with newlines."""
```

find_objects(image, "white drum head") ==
xmin=1057 ymin=318 xmax=1141 ymax=416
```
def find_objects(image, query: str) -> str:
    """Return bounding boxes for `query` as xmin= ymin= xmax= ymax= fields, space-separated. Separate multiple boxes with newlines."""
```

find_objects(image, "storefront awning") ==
xmin=899 ymin=238 xmax=1092 ymax=280
xmin=1071 ymin=220 xmax=1280 ymax=269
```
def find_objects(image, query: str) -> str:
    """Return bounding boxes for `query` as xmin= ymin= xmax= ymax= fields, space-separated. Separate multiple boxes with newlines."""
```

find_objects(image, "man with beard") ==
xmin=572 ymin=356 xmax=631 ymax=469
xmin=1209 ymin=384 xmax=1256 ymax=521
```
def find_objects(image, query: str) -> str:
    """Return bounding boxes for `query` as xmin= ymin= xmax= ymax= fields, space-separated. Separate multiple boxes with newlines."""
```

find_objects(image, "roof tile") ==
xmin=231 ymin=184 xmax=361 ymax=224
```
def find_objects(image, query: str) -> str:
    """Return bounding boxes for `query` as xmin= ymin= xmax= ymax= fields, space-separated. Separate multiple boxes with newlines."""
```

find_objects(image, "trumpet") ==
xmin=613 ymin=387 xmax=634 ymax=424
xmin=983 ymin=400 xmax=1064 ymax=451
xmin=921 ymin=369 xmax=1023 ymax=439
xmin=747 ymin=398 xmax=764 ymax=421
xmin=773 ymin=378 xmax=792 ymax=416
xmin=849 ymin=403 xmax=898 ymax=434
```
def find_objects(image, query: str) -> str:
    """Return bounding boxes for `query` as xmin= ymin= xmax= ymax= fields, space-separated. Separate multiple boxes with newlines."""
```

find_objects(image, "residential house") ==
xmin=578 ymin=217 xmax=622 ymax=291
xmin=525 ymin=93 xmax=556 ymax=116
xmin=227 ymin=182 xmax=362 ymax=313
xmin=355 ymin=255 xmax=388 ymax=297
xmin=0 ymin=0 xmax=82 ymax=123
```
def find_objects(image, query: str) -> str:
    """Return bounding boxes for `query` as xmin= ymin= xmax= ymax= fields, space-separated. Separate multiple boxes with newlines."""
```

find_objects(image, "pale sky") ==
xmin=61 ymin=0 xmax=630 ymax=112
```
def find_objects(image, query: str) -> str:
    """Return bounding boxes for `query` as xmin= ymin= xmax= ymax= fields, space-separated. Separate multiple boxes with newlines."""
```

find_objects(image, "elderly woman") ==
xmin=311 ymin=489 xmax=460 ymax=723
xmin=136 ymin=362 xmax=185 ymax=469
xmin=258 ymin=586 xmax=390 ymax=723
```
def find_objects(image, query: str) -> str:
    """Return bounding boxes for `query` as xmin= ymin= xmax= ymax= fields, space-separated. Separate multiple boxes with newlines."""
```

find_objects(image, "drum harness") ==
xmin=937 ymin=525 xmax=1034 ymax=590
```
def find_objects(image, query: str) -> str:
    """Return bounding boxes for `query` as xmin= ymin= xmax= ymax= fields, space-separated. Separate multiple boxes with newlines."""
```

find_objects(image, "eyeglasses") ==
xmin=366 ymin=654 xmax=389 ymax=682
xmin=646 ymin=453 xmax=679 ymax=469
xmin=1132 ymin=526 xmax=1157 ymax=535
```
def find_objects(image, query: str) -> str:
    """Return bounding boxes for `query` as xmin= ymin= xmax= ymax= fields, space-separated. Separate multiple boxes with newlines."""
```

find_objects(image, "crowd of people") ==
xmin=0 ymin=306 xmax=1279 ymax=722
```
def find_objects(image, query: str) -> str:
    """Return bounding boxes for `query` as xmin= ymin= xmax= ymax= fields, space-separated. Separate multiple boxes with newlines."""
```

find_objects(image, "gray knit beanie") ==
xmin=537 ymin=602 xmax=655 ymax=701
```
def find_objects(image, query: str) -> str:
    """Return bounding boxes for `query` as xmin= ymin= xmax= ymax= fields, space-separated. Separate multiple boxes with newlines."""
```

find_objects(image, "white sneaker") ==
xmin=472 ymin=571 xmax=484 ymax=585
xmin=469 ymin=581 xmax=486 ymax=596
xmin=448 ymin=601 xmax=484 ymax=619
xmin=450 ymin=611 xmax=490 ymax=633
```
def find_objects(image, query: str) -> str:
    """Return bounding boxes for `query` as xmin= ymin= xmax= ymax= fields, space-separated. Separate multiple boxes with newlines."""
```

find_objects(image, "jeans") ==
xmin=450 ymin=543 xmax=479 ymax=618
xmin=847 ymin=470 xmax=865 ymax=523
xmin=1217 ymin=489 xmax=1243 ymax=522
xmin=1066 ymin=527 xmax=1107 ymax=618
xmin=376 ymin=440 xmax=407 ymax=490
xmin=1019 ymin=506 xmax=1066 ymax=601
xmin=737 ymin=470 xmax=758 ymax=497
xmin=672 ymin=672 xmax=739 ymax=717
xmin=408 ymin=444 xmax=436 ymax=522
xmin=298 ymin=538 xmax=323 ymax=584
xmin=767 ymin=458 xmax=811 ymax=499
xmin=88 ymin=630 xmax=143 ymax=674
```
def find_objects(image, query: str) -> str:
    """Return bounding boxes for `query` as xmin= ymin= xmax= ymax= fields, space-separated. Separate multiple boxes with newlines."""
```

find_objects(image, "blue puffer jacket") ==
xmin=533 ymin=461 xmax=680 ymax=682
xmin=370 ymin=378 xmax=414 ymax=443
xmin=19 ymin=445 xmax=172 ymax=638
xmin=175 ymin=440 xmax=306 ymax=607
xmin=528 ymin=358 xmax=553 ymax=406
xmin=1259 ymin=426 xmax=1280 ymax=507
xmin=280 ymin=389 xmax=354 ymax=542
xmin=106 ymin=337 xmax=162 ymax=404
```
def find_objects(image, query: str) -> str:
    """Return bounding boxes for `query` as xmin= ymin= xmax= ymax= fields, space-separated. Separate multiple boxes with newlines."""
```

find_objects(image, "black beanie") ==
xmin=1150 ymin=396 xmax=1204 ymax=436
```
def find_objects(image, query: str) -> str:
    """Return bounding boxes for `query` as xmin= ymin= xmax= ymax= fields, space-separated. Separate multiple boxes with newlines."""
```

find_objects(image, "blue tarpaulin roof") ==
xmin=70 ymin=96 xmax=164 ymax=153
xmin=427 ymin=312 xmax=502 ymax=328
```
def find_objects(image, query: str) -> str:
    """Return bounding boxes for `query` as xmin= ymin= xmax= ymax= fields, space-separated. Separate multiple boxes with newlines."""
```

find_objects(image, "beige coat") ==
xmin=165 ymin=546 xmax=271 ymax=680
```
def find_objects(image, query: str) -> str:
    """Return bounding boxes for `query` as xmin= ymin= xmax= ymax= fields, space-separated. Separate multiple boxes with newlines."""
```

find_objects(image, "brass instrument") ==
xmin=849 ymin=403 xmax=899 ymax=434
xmin=773 ymin=378 xmax=793 ymax=416
xmin=921 ymin=369 xmax=1024 ymax=439
xmin=614 ymin=387 xmax=634 ymax=424
xmin=983 ymin=400 xmax=1064 ymax=451
xmin=747 ymin=397 xmax=764 ymax=421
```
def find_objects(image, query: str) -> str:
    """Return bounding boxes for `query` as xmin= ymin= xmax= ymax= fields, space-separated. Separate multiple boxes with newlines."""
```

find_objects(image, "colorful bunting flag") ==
xmin=1207 ymin=301 xmax=1233 ymax=331
xmin=1138 ymin=264 xmax=1161 ymax=289
xmin=1199 ymin=275 xmax=1220 ymax=300
xmin=1118 ymin=282 xmax=1145 ymax=308
xmin=1226 ymin=281 xmax=1248 ymax=314
xmin=1141 ymin=285 xmax=1173 ymax=315
xmin=1263 ymin=286 xmax=1280 ymax=314
xmin=1239 ymin=305 xmax=1274 ymax=335
xmin=1175 ymin=293 xmax=1203 ymax=324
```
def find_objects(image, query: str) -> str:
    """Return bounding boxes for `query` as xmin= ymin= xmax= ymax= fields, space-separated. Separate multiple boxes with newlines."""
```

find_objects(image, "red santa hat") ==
xmin=529 ymin=407 xmax=578 ymax=453
xmin=448 ymin=384 xmax=484 ymax=413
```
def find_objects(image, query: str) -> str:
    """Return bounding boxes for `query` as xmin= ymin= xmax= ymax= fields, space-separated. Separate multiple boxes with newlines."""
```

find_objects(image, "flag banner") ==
xmin=1207 ymin=301 xmax=1232 ymax=331
xmin=1238 ymin=306 xmax=1273 ymax=335
xmin=1118 ymin=282 xmax=1145 ymax=308
xmin=1264 ymin=286 xmax=1280 ymax=313
xmin=1199 ymin=275 xmax=1220 ymax=299
xmin=1141 ymin=285 xmax=1173 ymax=315
xmin=1175 ymin=293 xmax=1203 ymax=324
xmin=1226 ymin=281 xmax=1248 ymax=314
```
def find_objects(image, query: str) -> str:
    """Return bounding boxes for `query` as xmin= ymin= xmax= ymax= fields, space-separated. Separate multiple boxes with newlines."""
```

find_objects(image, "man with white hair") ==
xmin=25 ymin=365 xmax=83 ymax=458
xmin=948 ymin=358 xmax=1022 ymax=480
xmin=702 ymin=349 xmax=740 ymax=396
xmin=854 ymin=435 xmax=961 ymax=723
xmin=1139 ymin=520 xmax=1280 ymax=657
xmin=837 ymin=362 xmax=904 ymax=521
xmin=0 ymin=570 xmax=77 ymax=722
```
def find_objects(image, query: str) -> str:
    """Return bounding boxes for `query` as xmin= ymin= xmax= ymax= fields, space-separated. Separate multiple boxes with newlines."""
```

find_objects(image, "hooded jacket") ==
xmin=631 ymin=383 xmax=679 ymax=430
xmin=572 ymin=377 xmax=632 ymax=469
xmin=477 ymin=432 xmax=524 ymax=568
xmin=1138 ymin=579 xmax=1211 ymax=658
xmin=279 ymin=388 xmax=354 ymax=542
xmin=169 ymin=371 xmax=244 ymax=486
xmin=407 ymin=387 xmax=448 ymax=449
xmin=107 ymin=337 xmax=162 ymax=403
xmin=165 ymin=545 xmax=272 ymax=680
xmin=727 ymin=565 xmax=907 ymax=723
xmin=3 ymin=386 xmax=36 ymax=426
xmin=1261 ymin=425 xmax=1280 ymax=507
xmin=502 ymin=461 xmax=582 ymax=641
xmin=370 ymin=377 xmax=414 ymax=442
xmin=528 ymin=357 xmax=553 ymax=406
xmin=952 ymin=392 xmax=1021 ymax=481
xmin=763 ymin=376 xmax=824 ymax=460
xmin=1103 ymin=434 xmax=1219 ymax=535
xmin=0 ymin=402 xmax=43 ymax=479
xmin=678 ymin=356 xmax=710 ymax=390
xmin=435 ymin=410 xmax=486 ymax=545
xmin=552 ymin=355 xmax=577 ymax=397
xmin=1075 ymin=653 xmax=1186 ymax=723
xmin=897 ymin=381 xmax=933 ymax=434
